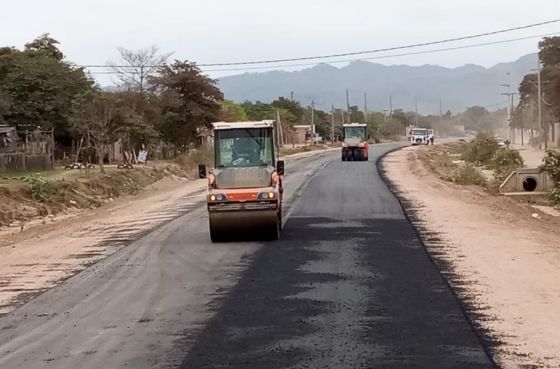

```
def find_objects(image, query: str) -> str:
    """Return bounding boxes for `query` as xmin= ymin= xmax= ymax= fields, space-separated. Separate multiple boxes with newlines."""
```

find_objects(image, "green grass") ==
xmin=0 ymin=166 xmax=123 ymax=188
xmin=1 ymin=169 xmax=56 ymax=178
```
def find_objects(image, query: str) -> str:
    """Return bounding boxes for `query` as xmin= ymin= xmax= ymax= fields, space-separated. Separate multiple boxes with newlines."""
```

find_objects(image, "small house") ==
xmin=291 ymin=125 xmax=312 ymax=145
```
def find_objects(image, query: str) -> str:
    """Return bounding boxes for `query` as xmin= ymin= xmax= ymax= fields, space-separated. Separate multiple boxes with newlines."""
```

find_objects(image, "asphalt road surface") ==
xmin=0 ymin=144 xmax=493 ymax=369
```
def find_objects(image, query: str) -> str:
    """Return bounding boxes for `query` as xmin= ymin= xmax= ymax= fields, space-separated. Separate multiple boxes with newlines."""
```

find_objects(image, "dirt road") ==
xmin=383 ymin=145 xmax=560 ymax=369
xmin=0 ymin=144 xmax=494 ymax=368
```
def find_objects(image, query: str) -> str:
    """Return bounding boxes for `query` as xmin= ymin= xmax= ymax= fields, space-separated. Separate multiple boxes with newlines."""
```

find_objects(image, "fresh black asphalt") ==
xmin=179 ymin=146 xmax=493 ymax=369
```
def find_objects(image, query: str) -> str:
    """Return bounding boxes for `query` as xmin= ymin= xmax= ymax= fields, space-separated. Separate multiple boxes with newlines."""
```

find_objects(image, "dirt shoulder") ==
xmin=0 ymin=147 xmax=333 ymax=316
xmin=512 ymin=144 xmax=548 ymax=168
xmin=0 ymin=176 xmax=207 ymax=315
xmin=382 ymin=145 xmax=560 ymax=369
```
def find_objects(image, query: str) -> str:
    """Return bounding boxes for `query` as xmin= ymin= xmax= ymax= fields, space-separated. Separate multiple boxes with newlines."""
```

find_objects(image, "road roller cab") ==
xmin=199 ymin=120 xmax=284 ymax=242
xmin=342 ymin=123 xmax=368 ymax=161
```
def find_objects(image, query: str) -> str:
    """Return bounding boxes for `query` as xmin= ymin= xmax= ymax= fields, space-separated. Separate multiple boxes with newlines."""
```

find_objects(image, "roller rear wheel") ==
xmin=353 ymin=149 xmax=362 ymax=161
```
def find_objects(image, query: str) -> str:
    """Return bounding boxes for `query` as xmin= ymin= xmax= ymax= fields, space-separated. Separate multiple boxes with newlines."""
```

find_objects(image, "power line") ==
xmin=85 ymin=32 xmax=559 ymax=75
xmin=80 ymin=19 xmax=560 ymax=70
xmin=198 ymin=19 xmax=560 ymax=66
xmin=484 ymin=101 xmax=507 ymax=109
xmin=203 ymin=32 xmax=558 ymax=72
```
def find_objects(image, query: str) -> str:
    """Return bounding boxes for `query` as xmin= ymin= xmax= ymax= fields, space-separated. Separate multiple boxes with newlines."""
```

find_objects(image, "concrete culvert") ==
xmin=522 ymin=177 xmax=538 ymax=192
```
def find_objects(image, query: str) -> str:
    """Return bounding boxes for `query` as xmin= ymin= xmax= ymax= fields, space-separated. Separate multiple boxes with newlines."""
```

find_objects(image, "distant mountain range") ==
xmin=217 ymin=54 xmax=538 ymax=114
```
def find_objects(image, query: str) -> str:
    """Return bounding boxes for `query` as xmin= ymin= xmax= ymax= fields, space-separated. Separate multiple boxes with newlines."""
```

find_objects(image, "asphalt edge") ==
xmin=375 ymin=145 xmax=500 ymax=369
xmin=0 ymin=189 xmax=207 ymax=318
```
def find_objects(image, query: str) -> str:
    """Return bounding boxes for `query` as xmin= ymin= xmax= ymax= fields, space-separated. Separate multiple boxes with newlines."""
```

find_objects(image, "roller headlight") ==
xmin=259 ymin=192 xmax=276 ymax=200
xmin=208 ymin=193 xmax=227 ymax=202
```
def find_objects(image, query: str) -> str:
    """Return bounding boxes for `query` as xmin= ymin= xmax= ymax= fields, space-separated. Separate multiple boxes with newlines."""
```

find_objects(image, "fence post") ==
xmin=51 ymin=129 xmax=55 ymax=169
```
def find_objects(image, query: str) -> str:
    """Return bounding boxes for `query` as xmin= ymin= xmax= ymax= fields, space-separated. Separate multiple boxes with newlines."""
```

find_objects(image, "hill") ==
xmin=218 ymin=54 xmax=537 ymax=113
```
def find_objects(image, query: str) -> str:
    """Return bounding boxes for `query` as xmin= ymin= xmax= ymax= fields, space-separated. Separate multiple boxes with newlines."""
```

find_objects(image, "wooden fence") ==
xmin=0 ymin=153 xmax=53 ymax=171
xmin=0 ymin=129 xmax=54 ymax=172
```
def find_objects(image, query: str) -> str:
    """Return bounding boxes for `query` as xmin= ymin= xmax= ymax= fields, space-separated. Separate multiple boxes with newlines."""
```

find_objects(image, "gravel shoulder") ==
xmin=0 ymin=148 xmax=337 ymax=316
xmin=382 ymin=145 xmax=560 ymax=369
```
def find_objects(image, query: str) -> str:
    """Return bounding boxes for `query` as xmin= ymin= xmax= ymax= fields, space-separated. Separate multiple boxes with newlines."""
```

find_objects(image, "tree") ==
xmin=380 ymin=118 xmax=405 ymax=138
xmin=539 ymin=37 xmax=560 ymax=67
xmin=271 ymin=97 xmax=304 ymax=122
xmin=108 ymin=46 xmax=172 ymax=93
xmin=302 ymin=106 xmax=329 ymax=137
xmin=276 ymin=107 xmax=297 ymax=137
xmin=220 ymin=100 xmax=248 ymax=122
xmin=516 ymin=41 xmax=560 ymax=143
xmin=0 ymin=43 xmax=94 ymax=138
xmin=25 ymin=33 xmax=64 ymax=61
xmin=312 ymin=109 xmax=330 ymax=137
xmin=152 ymin=61 xmax=223 ymax=149
xmin=0 ymin=89 xmax=10 ymax=124
xmin=71 ymin=91 xmax=120 ymax=173
xmin=367 ymin=112 xmax=385 ymax=141
xmin=460 ymin=106 xmax=489 ymax=131
xmin=348 ymin=106 xmax=364 ymax=123
xmin=391 ymin=109 xmax=410 ymax=127
xmin=515 ymin=73 xmax=539 ymax=130
xmin=241 ymin=101 xmax=274 ymax=121
xmin=515 ymin=36 xmax=560 ymax=147
xmin=111 ymin=91 xmax=161 ymax=156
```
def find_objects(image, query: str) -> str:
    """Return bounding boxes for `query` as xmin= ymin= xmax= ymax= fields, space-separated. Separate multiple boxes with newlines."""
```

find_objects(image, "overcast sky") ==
xmin=2 ymin=0 xmax=559 ymax=83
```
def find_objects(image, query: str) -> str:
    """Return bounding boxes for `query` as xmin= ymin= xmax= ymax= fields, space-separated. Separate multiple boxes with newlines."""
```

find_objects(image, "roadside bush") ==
xmin=461 ymin=133 xmax=499 ymax=165
xmin=175 ymin=146 xmax=214 ymax=177
xmin=445 ymin=164 xmax=487 ymax=186
xmin=539 ymin=150 xmax=560 ymax=182
xmin=540 ymin=150 xmax=560 ymax=205
xmin=22 ymin=174 xmax=49 ymax=202
xmin=491 ymin=148 xmax=524 ymax=183
xmin=550 ymin=185 xmax=560 ymax=205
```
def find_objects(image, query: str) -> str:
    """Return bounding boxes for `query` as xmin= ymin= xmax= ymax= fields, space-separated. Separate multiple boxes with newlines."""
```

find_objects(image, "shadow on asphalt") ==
xmin=177 ymin=216 xmax=493 ymax=369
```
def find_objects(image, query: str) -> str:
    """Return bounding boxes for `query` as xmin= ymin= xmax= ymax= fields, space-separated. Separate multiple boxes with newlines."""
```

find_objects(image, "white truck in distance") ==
xmin=409 ymin=128 xmax=434 ymax=145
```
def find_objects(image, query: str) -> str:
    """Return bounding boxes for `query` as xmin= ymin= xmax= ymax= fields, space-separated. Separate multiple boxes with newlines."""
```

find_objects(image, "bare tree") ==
xmin=107 ymin=46 xmax=172 ymax=93
xmin=72 ymin=92 xmax=119 ymax=173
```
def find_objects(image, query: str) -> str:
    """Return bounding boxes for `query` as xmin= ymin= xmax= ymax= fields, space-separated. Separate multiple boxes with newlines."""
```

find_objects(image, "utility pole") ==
xmin=331 ymin=104 xmax=335 ymax=142
xmin=531 ymin=63 xmax=549 ymax=150
xmin=414 ymin=97 xmax=419 ymax=127
xmin=439 ymin=98 xmax=443 ymax=122
xmin=290 ymin=91 xmax=294 ymax=102
xmin=311 ymin=101 xmax=315 ymax=135
xmin=364 ymin=93 xmax=368 ymax=124
xmin=276 ymin=109 xmax=284 ymax=147
xmin=389 ymin=95 xmax=393 ymax=118
xmin=501 ymin=72 xmax=516 ymax=144
xmin=537 ymin=63 xmax=545 ymax=150
xmin=346 ymin=89 xmax=351 ymax=123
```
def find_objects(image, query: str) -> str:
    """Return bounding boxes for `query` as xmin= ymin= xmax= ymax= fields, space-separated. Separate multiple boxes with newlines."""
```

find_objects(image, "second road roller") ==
xmin=341 ymin=122 xmax=368 ymax=161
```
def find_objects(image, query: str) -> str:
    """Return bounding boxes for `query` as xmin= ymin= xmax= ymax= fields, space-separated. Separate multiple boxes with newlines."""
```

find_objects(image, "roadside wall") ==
xmin=290 ymin=125 xmax=310 ymax=145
